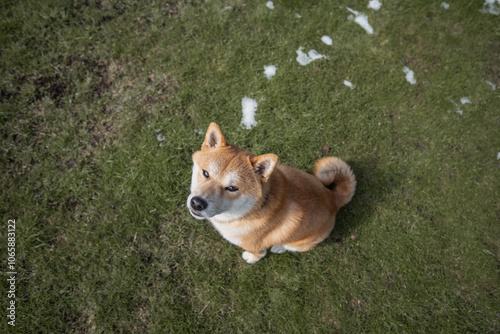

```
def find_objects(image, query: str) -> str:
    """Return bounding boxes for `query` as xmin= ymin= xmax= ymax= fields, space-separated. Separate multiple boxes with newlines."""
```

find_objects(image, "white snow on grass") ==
xmin=441 ymin=2 xmax=450 ymax=10
xmin=403 ymin=66 xmax=417 ymax=85
xmin=368 ymin=0 xmax=382 ymax=10
xmin=194 ymin=129 xmax=204 ymax=135
xmin=486 ymin=80 xmax=497 ymax=90
xmin=497 ymin=152 xmax=500 ymax=160
xmin=480 ymin=0 xmax=500 ymax=15
xmin=266 ymin=1 xmax=274 ymax=10
xmin=448 ymin=98 xmax=463 ymax=116
xmin=460 ymin=97 xmax=472 ymax=105
xmin=344 ymin=80 xmax=356 ymax=90
xmin=321 ymin=35 xmax=333 ymax=45
xmin=157 ymin=133 xmax=165 ymax=146
xmin=347 ymin=7 xmax=374 ymax=34
xmin=241 ymin=97 xmax=258 ymax=129
xmin=295 ymin=13 xmax=302 ymax=18
xmin=264 ymin=65 xmax=277 ymax=80
xmin=296 ymin=47 xmax=328 ymax=66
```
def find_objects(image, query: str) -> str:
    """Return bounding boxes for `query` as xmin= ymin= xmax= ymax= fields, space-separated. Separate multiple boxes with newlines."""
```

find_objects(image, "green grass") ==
xmin=1 ymin=0 xmax=499 ymax=332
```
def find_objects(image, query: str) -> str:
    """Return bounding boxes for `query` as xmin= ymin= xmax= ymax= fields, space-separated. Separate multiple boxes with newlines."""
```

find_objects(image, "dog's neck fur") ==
xmin=261 ymin=193 xmax=270 ymax=208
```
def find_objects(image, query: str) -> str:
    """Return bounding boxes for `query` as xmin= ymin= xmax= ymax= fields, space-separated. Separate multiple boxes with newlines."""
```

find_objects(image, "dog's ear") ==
xmin=251 ymin=154 xmax=278 ymax=182
xmin=202 ymin=122 xmax=227 ymax=150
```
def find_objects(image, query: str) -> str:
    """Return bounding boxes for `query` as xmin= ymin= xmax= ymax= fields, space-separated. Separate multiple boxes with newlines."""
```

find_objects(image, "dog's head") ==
xmin=187 ymin=123 xmax=277 ymax=222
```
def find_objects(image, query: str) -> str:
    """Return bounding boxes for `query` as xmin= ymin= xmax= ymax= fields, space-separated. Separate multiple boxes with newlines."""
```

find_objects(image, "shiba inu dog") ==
xmin=187 ymin=123 xmax=356 ymax=263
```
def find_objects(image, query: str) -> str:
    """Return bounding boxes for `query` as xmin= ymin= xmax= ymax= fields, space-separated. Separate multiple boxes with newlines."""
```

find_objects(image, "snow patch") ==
xmin=344 ymin=80 xmax=356 ymax=90
xmin=241 ymin=97 xmax=258 ymax=129
xmin=448 ymin=98 xmax=463 ymax=116
xmin=486 ymin=80 xmax=497 ymax=90
xmin=403 ymin=66 xmax=416 ymax=85
xmin=296 ymin=47 xmax=328 ymax=66
xmin=157 ymin=133 xmax=165 ymax=146
xmin=194 ymin=129 xmax=204 ymax=135
xmin=480 ymin=0 xmax=500 ymax=15
xmin=264 ymin=65 xmax=277 ymax=80
xmin=347 ymin=7 xmax=374 ymax=34
xmin=460 ymin=97 xmax=472 ymax=105
xmin=441 ymin=2 xmax=450 ymax=10
xmin=497 ymin=152 xmax=500 ymax=160
xmin=295 ymin=13 xmax=302 ymax=18
xmin=321 ymin=35 xmax=333 ymax=45
xmin=368 ymin=0 xmax=382 ymax=11
xmin=266 ymin=1 xmax=274 ymax=10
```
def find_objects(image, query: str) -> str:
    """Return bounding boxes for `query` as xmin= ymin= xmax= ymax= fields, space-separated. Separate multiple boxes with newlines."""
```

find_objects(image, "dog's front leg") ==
xmin=242 ymin=249 xmax=267 ymax=264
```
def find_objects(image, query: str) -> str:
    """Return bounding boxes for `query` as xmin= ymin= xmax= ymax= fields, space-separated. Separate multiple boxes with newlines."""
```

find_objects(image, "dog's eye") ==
xmin=226 ymin=186 xmax=239 ymax=192
xmin=202 ymin=169 xmax=209 ymax=178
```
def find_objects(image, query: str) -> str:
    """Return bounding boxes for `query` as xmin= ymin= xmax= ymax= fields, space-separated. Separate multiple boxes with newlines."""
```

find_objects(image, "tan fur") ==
xmin=187 ymin=123 xmax=356 ymax=263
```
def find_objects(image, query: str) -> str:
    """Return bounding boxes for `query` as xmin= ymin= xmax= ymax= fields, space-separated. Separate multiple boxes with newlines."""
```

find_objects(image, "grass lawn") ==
xmin=1 ymin=0 xmax=499 ymax=332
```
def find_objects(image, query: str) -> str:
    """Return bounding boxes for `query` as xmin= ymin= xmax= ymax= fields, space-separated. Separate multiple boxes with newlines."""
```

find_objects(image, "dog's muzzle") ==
xmin=187 ymin=195 xmax=209 ymax=220
xmin=190 ymin=196 xmax=207 ymax=211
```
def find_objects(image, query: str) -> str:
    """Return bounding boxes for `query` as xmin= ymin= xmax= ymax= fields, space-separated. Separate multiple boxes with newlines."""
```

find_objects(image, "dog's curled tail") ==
xmin=313 ymin=157 xmax=356 ymax=209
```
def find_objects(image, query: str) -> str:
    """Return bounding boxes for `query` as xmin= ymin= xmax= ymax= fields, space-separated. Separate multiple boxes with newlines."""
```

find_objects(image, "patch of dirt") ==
xmin=349 ymin=297 xmax=368 ymax=313
xmin=28 ymin=75 xmax=70 ymax=105
xmin=85 ymin=117 xmax=116 ymax=148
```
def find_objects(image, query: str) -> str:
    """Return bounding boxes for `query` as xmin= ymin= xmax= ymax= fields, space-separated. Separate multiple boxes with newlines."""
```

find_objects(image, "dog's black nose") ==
xmin=190 ymin=196 xmax=208 ymax=212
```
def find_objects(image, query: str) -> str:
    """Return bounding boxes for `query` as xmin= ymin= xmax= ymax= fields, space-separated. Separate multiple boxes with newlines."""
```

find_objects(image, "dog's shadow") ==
xmin=323 ymin=158 xmax=402 ymax=245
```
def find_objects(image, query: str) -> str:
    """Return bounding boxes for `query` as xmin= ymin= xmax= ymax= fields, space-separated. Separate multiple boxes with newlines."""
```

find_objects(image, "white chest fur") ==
xmin=210 ymin=220 xmax=250 ymax=246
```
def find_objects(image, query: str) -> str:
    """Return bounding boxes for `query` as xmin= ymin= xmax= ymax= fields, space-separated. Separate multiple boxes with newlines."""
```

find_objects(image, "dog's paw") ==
xmin=242 ymin=251 xmax=265 ymax=264
xmin=270 ymin=245 xmax=287 ymax=254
